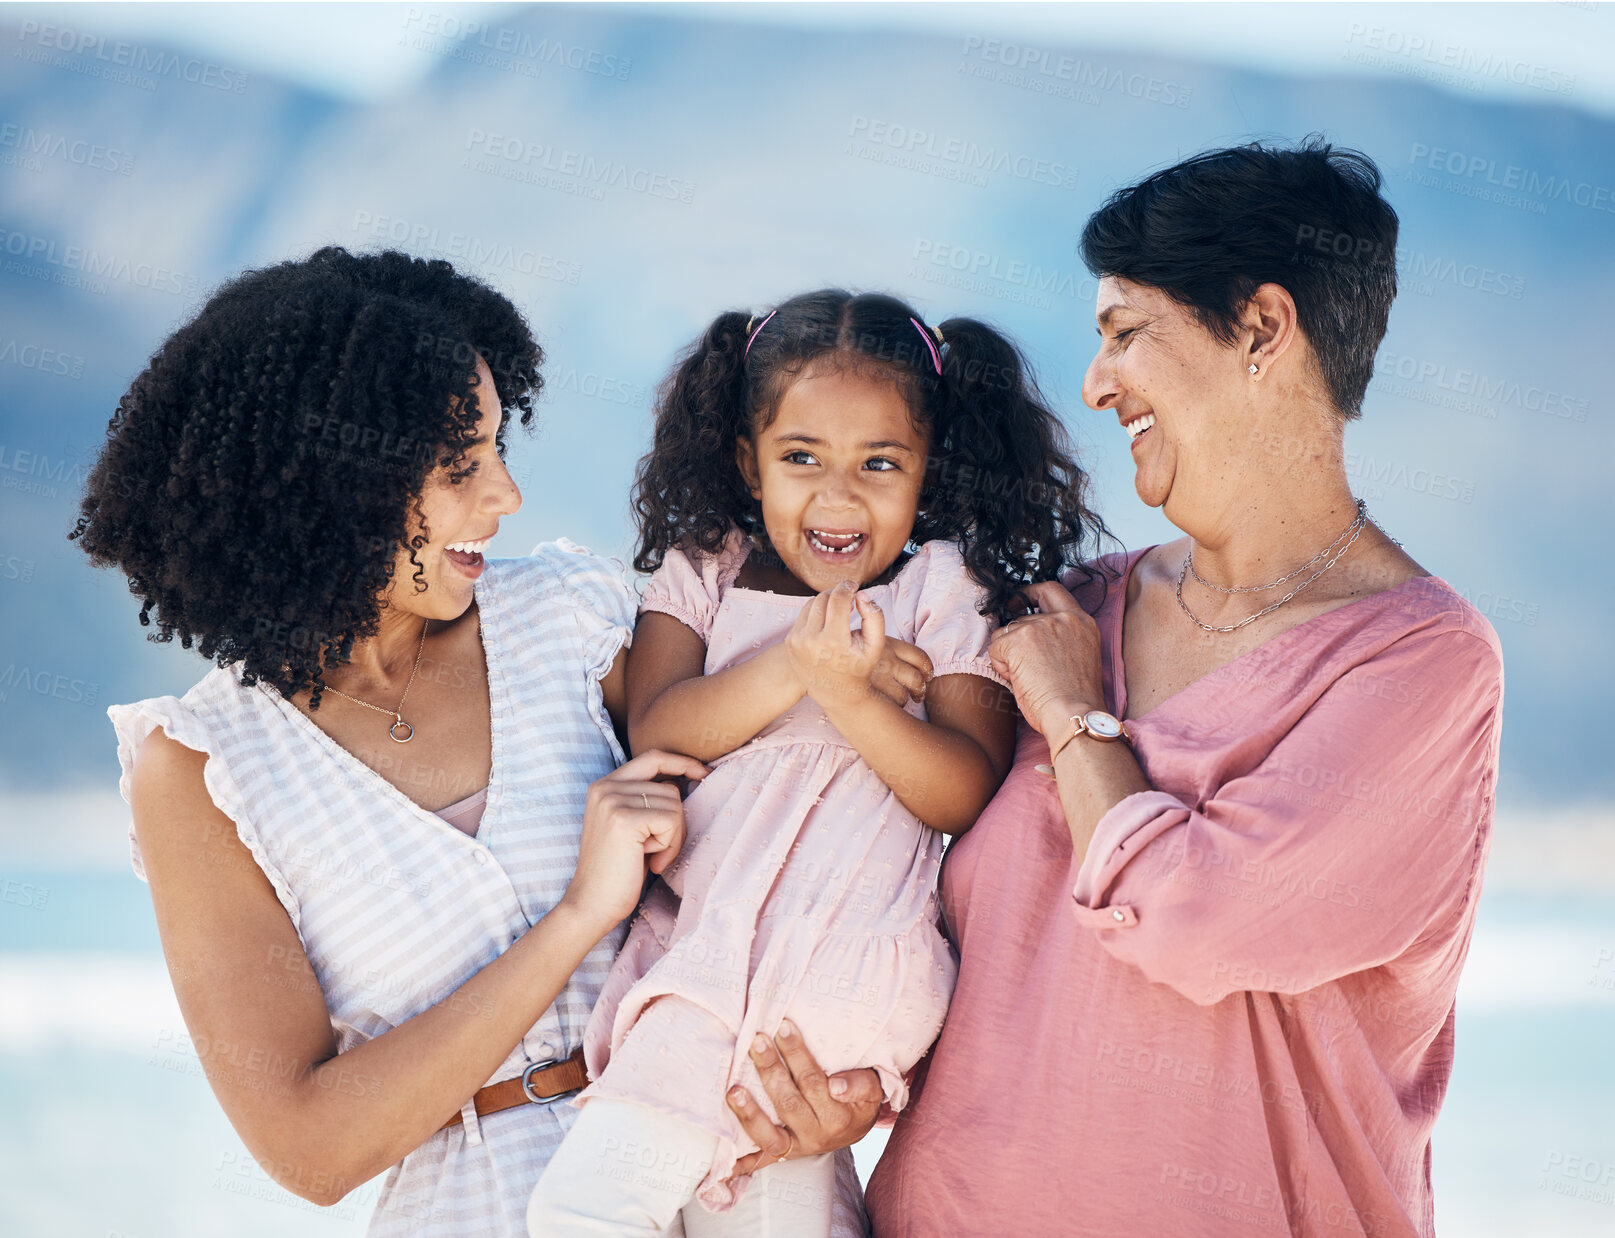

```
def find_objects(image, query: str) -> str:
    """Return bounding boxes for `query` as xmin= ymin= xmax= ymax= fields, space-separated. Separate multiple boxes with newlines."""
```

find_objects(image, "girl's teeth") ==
xmin=1125 ymin=414 xmax=1156 ymax=441
xmin=446 ymin=539 xmax=489 ymax=554
xmin=808 ymin=531 xmax=863 ymax=555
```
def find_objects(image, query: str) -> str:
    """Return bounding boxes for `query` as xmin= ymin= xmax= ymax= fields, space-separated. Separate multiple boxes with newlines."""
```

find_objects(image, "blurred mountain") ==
xmin=1 ymin=3 xmax=1610 ymax=807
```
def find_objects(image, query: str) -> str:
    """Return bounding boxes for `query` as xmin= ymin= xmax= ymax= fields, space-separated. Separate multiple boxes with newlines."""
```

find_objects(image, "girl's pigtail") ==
xmin=632 ymin=310 xmax=755 ymax=573
xmin=926 ymin=316 xmax=1114 ymax=623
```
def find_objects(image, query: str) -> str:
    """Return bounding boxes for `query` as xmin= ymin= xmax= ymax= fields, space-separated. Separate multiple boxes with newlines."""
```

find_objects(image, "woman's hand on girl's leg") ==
xmin=723 ymin=1020 xmax=883 ymax=1178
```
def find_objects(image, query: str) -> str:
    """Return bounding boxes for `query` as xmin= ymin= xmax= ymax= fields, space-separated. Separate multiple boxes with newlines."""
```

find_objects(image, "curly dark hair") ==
xmin=69 ymin=246 xmax=543 ymax=703
xmin=632 ymin=289 xmax=1113 ymax=623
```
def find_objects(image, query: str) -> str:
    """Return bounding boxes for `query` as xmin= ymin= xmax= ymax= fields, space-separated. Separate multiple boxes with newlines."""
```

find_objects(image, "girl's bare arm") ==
xmin=787 ymin=584 xmax=1015 ymax=833
xmin=626 ymin=611 xmax=807 ymax=760
xmin=819 ymin=672 xmax=1016 ymax=834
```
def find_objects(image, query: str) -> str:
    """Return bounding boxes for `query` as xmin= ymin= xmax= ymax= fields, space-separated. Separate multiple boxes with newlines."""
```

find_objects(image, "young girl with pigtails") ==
xmin=528 ymin=290 xmax=1109 ymax=1237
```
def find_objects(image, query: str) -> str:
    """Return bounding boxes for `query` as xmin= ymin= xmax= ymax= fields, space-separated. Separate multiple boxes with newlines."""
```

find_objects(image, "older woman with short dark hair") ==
xmin=865 ymin=139 xmax=1504 ymax=1237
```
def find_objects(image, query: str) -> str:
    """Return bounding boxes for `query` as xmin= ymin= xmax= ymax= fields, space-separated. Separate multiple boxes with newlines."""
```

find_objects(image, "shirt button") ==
xmin=1112 ymin=908 xmax=1126 ymax=922
xmin=475 ymin=851 xmax=489 ymax=865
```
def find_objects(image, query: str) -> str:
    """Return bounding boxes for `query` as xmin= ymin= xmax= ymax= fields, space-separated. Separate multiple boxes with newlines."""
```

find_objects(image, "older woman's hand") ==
xmin=723 ymin=1020 xmax=884 ymax=1176
xmin=989 ymin=580 xmax=1108 ymax=738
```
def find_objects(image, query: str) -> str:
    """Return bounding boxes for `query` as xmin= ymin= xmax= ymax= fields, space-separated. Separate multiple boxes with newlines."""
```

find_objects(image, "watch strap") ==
xmin=1048 ymin=714 xmax=1088 ymax=763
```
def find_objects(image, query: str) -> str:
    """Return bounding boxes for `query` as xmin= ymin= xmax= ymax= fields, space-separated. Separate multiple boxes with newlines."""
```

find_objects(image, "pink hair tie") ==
xmin=743 ymin=309 xmax=777 ymax=357
xmin=910 ymin=317 xmax=942 ymax=375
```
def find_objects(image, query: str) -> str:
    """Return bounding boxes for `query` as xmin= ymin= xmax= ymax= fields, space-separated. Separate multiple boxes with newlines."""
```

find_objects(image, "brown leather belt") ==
xmin=439 ymin=1046 xmax=589 ymax=1132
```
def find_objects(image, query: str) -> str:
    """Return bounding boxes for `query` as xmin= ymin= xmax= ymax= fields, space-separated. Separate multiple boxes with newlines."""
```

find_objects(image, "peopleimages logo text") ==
xmin=961 ymin=37 xmax=1193 ymax=108
xmin=399 ymin=9 xmax=632 ymax=80
xmin=1376 ymin=352 xmax=1589 ymax=422
xmin=0 ymin=124 xmax=135 ymax=174
xmin=848 ymin=117 xmax=1078 ymax=190
xmin=911 ymin=240 xmax=1094 ymax=301
xmin=1345 ymin=23 xmax=1576 ymax=96
xmin=1410 ymin=144 xmax=1615 ymax=213
xmin=14 ymin=18 xmax=250 ymax=92
xmin=0 ymin=229 xmax=197 ymax=296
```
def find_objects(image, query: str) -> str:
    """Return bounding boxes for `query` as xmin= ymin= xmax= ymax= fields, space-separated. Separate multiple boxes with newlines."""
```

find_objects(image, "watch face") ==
xmin=1083 ymin=710 xmax=1124 ymax=739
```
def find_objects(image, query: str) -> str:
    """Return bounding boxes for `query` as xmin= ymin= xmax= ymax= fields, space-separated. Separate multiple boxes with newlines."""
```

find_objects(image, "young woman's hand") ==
xmin=786 ymin=580 xmax=888 ymax=711
xmin=868 ymin=637 xmax=932 ymax=707
xmin=560 ymin=749 xmax=709 ymax=934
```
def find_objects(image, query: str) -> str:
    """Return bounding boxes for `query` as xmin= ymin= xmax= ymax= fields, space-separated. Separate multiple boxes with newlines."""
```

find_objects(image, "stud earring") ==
xmin=1248 ymin=364 xmax=1259 ymax=375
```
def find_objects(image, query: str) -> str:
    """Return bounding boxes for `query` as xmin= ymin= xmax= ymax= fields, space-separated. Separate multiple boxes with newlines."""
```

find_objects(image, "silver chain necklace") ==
xmin=320 ymin=619 xmax=430 ymax=742
xmin=1189 ymin=499 xmax=1368 ymax=594
xmin=1176 ymin=502 xmax=1370 ymax=634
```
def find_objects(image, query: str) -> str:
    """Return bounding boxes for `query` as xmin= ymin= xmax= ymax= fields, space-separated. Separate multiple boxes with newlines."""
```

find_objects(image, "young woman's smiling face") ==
xmin=383 ymin=354 xmax=522 ymax=620
xmin=736 ymin=364 xmax=928 ymax=593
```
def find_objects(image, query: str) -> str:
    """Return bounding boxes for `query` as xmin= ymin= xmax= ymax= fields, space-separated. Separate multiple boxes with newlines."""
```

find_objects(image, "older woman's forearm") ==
xmin=986 ymin=579 xmax=1146 ymax=858
xmin=1042 ymin=701 xmax=1152 ymax=862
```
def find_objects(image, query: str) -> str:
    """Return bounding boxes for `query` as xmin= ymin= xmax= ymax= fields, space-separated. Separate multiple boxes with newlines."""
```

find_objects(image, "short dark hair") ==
xmin=1079 ymin=136 xmax=1398 ymax=419
xmin=70 ymin=246 xmax=543 ymax=701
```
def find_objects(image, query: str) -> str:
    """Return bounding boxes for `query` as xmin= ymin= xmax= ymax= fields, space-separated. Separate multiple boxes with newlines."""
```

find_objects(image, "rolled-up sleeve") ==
xmin=1070 ymin=625 xmax=1503 ymax=1005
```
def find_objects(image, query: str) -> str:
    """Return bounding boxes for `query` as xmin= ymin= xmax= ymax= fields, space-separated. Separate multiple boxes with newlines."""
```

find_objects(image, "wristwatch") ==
xmin=1048 ymin=709 xmax=1130 ymax=762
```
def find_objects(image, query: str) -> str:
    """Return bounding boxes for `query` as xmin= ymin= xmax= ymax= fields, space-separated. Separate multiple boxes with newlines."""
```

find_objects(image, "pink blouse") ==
xmin=865 ymin=548 xmax=1504 ymax=1238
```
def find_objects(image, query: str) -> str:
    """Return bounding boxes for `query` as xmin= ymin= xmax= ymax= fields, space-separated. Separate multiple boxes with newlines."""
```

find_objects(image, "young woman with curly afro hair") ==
xmin=74 ymin=247 xmax=881 ymax=1236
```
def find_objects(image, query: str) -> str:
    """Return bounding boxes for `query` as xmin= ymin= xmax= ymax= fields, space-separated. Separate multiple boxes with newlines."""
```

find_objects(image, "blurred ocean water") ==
xmin=2 ymin=873 xmax=1613 ymax=1238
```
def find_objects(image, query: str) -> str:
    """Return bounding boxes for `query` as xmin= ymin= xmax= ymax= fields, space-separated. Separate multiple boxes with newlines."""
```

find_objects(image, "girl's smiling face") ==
xmin=736 ymin=364 xmax=928 ymax=593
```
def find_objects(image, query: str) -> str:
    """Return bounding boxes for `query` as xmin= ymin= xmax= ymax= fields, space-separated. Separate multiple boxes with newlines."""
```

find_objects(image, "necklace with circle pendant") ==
xmin=320 ymin=618 xmax=429 ymax=741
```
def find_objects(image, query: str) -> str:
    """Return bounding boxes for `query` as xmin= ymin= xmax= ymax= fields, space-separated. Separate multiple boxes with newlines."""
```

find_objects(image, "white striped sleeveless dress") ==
xmin=107 ymin=540 xmax=870 ymax=1237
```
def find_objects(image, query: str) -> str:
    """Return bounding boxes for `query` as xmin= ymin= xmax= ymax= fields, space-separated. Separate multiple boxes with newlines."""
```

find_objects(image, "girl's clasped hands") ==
xmin=786 ymin=579 xmax=931 ymax=711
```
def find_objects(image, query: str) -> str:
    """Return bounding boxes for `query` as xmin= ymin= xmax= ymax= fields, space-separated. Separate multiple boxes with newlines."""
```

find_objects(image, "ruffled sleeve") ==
xmin=893 ymin=540 xmax=1009 ymax=687
xmin=106 ymin=696 xmax=302 ymax=933
xmin=638 ymin=537 xmax=745 ymax=644
xmin=528 ymin=537 xmax=636 ymax=682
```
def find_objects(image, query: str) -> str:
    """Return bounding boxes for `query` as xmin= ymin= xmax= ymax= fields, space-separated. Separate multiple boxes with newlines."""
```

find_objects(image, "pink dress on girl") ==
xmin=578 ymin=530 xmax=1007 ymax=1210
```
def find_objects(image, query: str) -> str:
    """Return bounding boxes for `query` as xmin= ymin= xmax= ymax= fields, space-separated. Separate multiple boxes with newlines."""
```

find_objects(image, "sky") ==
xmin=13 ymin=3 xmax=1615 ymax=115
xmin=1 ymin=2 xmax=1612 ymax=868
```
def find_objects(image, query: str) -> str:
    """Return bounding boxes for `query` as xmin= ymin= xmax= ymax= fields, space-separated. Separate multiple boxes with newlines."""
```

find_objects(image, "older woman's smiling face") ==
xmin=1081 ymin=276 xmax=1254 ymax=522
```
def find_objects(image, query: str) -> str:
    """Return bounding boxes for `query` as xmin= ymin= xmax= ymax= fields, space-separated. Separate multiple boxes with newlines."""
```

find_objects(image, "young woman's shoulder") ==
xmin=108 ymin=670 xmax=253 ymax=809
xmin=108 ymin=680 xmax=302 ymax=926
xmin=492 ymin=539 xmax=636 ymax=626
xmin=487 ymin=541 xmax=638 ymax=685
